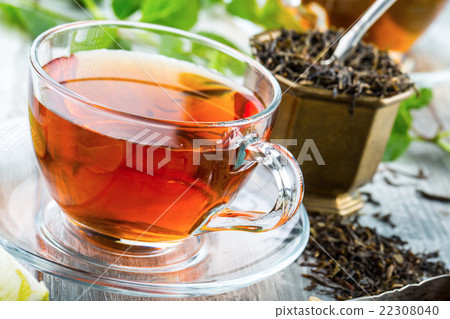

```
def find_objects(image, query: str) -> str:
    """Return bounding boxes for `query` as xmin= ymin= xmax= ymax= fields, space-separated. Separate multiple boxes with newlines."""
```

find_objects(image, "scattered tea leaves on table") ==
xmin=301 ymin=211 xmax=449 ymax=300
xmin=373 ymin=212 xmax=396 ymax=228
xmin=383 ymin=176 xmax=418 ymax=187
xmin=360 ymin=191 xmax=380 ymax=206
xmin=385 ymin=166 xmax=427 ymax=180
xmin=417 ymin=189 xmax=450 ymax=203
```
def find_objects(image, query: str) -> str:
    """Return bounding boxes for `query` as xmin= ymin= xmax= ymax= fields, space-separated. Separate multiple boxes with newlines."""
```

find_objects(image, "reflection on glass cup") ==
xmin=28 ymin=21 xmax=304 ymax=247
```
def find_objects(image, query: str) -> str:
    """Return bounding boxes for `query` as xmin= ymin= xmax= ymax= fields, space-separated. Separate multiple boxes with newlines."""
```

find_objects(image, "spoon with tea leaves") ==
xmin=322 ymin=0 xmax=397 ymax=65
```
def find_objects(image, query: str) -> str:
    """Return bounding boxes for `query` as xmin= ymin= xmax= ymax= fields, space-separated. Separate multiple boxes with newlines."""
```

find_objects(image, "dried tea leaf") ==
xmin=417 ymin=189 xmax=450 ymax=203
xmin=300 ymin=212 xmax=449 ymax=300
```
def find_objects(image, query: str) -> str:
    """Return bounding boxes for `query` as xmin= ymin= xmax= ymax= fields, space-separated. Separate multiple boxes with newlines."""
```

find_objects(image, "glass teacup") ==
xmin=29 ymin=21 xmax=304 ymax=247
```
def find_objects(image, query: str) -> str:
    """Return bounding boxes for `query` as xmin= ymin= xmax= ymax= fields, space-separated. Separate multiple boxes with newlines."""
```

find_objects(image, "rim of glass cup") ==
xmin=30 ymin=20 xmax=282 ymax=128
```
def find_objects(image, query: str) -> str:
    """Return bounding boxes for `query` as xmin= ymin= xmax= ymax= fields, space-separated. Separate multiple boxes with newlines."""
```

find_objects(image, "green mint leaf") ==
xmin=200 ymin=0 xmax=222 ymax=7
xmin=437 ymin=130 xmax=450 ymax=153
xmin=259 ymin=0 xmax=302 ymax=31
xmin=112 ymin=0 xmax=142 ymax=19
xmin=0 ymin=3 xmax=64 ymax=38
xmin=383 ymin=106 xmax=412 ymax=161
xmin=141 ymin=0 xmax=199 ymax=30
xmin=383 ymin=88 xmax=432 ymax=161
xmin=196 ymin=31 xmax=240 ymax=50
xmin=404 ymin=88 xmax=432 ymax=111
xmin=0 ymin=4 xmax=23 ymax=27
xmin=226 ymin=0 xmax=258 ymax=21
xmin=192 ymin=45 xmax=246 ymax=77
xmin=195 ymin=32 xmax=246 ymax=75
xmin=437 ymin=138 xmax=450 ymax=153
xmin=159 ymin=36 xmax=194 ymax=62
xmin=383 ymin=134 xmax=412 ymax=162
xmin=225 ymin=0 xmax=303 ymax=31
xmin=69 ymin=27 xmax=119 ymax=53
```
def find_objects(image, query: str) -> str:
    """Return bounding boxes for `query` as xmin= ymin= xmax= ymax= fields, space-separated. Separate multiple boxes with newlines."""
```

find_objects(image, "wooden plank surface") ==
xmin=0 ymin=7 xmax=449 ymax=301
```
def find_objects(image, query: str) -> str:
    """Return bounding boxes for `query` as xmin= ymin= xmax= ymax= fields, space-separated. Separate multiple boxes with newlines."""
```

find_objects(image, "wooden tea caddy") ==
xmin=252 ymin=29 xmax=414 ymax=215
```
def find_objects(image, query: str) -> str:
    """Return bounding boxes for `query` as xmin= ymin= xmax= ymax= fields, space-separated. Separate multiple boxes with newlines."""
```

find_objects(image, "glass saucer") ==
xmin=0 ymin=118 xmax=310 ymax=297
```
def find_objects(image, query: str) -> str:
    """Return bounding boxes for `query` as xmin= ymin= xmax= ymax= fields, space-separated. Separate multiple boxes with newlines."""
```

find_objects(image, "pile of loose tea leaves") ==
xmin=301 ymin=211 xmax=449 ymax=300
xmin=251 ymin=29 xmax=415 ymax=104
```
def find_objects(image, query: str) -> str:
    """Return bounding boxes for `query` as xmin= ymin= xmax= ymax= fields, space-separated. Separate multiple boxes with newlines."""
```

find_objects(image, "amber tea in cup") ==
xmin=29 ymin=22 xmax=304 ymax=246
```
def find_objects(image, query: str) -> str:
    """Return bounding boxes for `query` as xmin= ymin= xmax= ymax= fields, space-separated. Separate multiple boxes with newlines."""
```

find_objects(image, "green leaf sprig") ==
xmin=0 ymin=0 xmax=304 ymax=42
xmin=0 ymin=0 xmax=306 ymax=76
xmin=384 ymin=88 xmax=450 ymax=161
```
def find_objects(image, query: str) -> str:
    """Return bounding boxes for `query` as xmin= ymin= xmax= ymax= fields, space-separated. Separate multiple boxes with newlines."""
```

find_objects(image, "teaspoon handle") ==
xmin=333 ymin=0 xmax=397 ymax=62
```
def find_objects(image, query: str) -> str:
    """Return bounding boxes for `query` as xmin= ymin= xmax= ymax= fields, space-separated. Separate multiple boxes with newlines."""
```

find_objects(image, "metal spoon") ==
xmin=322 ymin=0 xmax=397 ymax=65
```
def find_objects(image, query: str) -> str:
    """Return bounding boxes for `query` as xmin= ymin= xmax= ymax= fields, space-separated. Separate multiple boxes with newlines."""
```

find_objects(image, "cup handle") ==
xmin=193 ymin=141 xmax=304 ymax=234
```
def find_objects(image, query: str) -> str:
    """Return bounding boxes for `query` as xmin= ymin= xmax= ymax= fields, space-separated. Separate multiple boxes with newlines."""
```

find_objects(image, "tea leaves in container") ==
xmin=251 ymin=29 xmax=415 ymax=114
